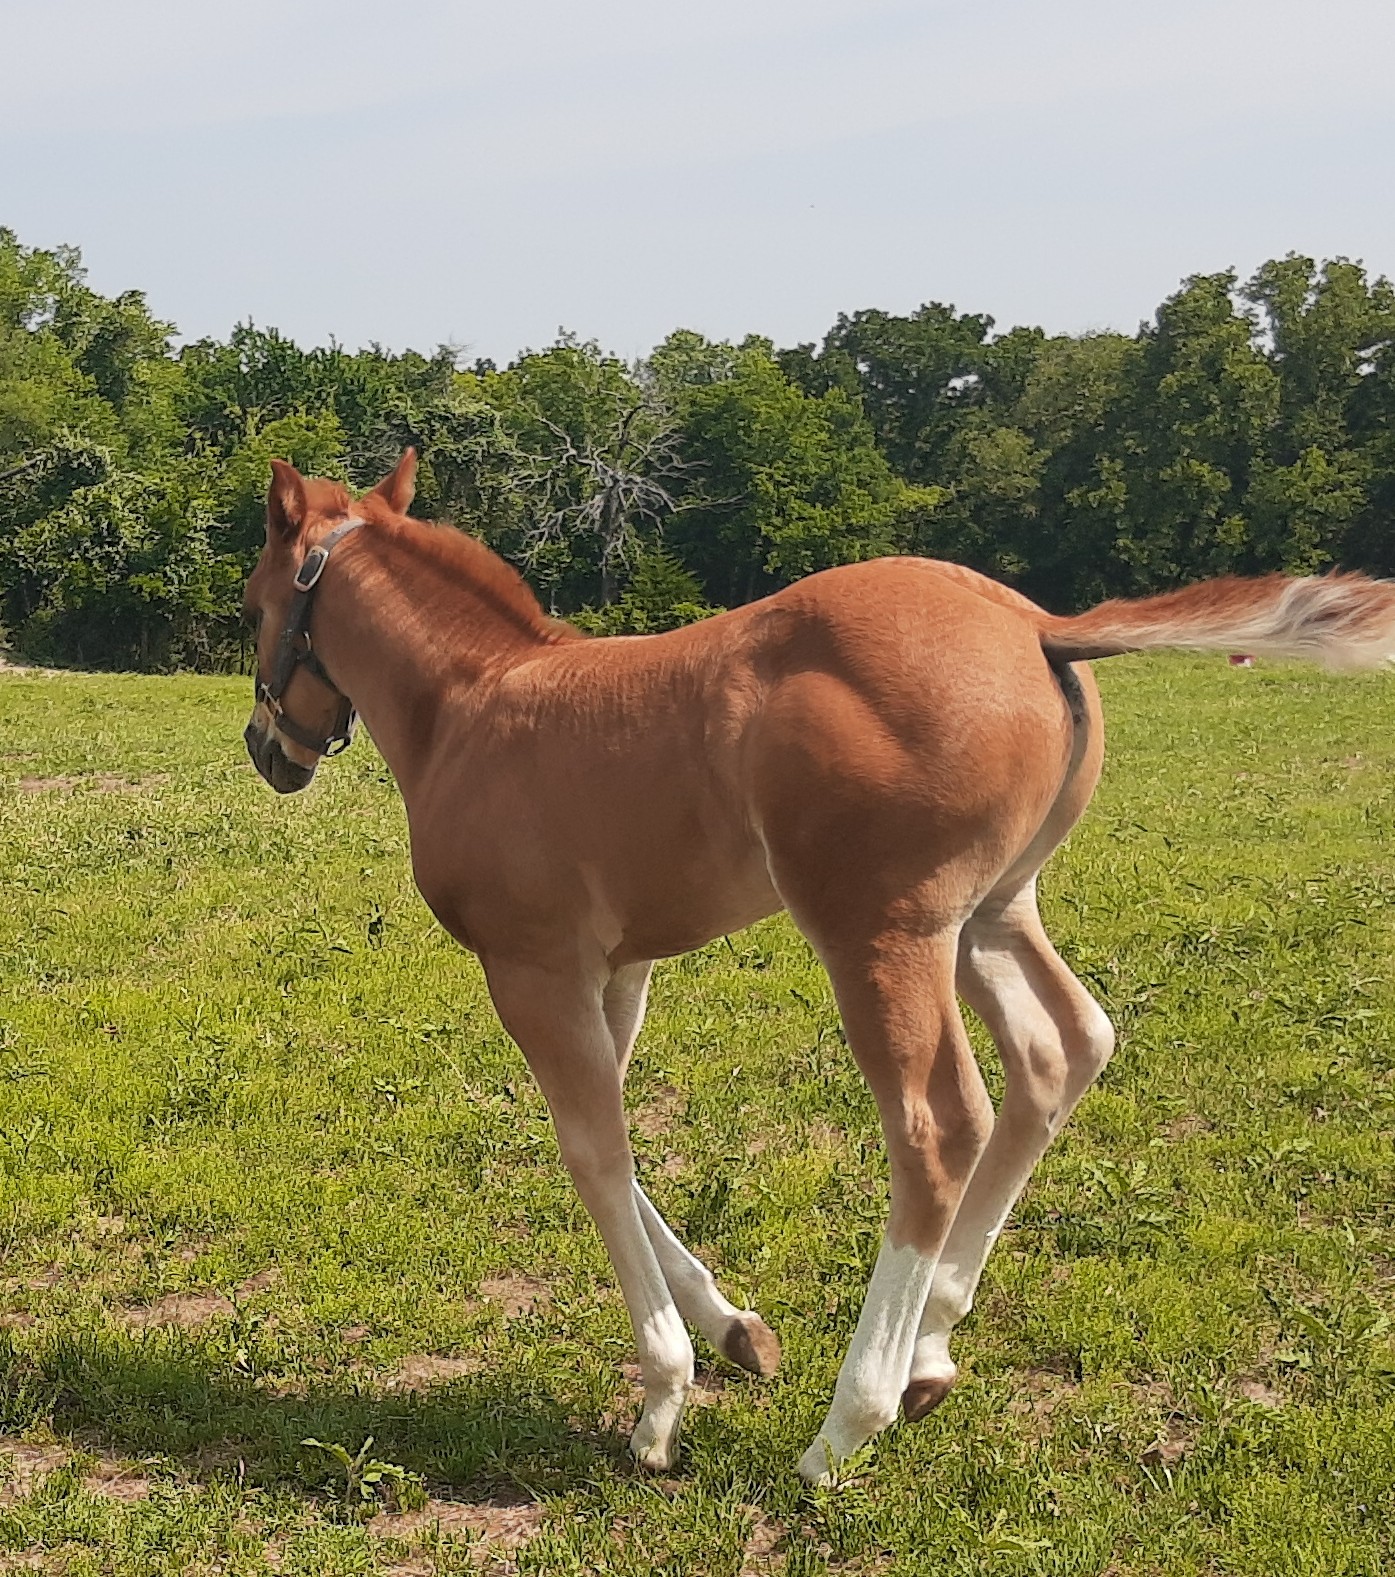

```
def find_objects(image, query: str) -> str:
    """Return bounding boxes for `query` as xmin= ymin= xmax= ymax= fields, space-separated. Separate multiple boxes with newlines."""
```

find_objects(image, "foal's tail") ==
xmin=1039 ymin=572 xmax=1395 ymax=673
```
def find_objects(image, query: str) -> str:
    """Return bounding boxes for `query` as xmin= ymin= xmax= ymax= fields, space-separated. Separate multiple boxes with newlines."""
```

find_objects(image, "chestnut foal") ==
xmin=242 ymin=453 xmax=1395 ymax=1481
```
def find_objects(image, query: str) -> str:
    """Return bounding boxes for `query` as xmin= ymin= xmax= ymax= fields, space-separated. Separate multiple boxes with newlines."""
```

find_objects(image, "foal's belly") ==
xmin=606 ymin=856 xmax=784 ymax=966
xmin=410 ymin=787 xmax=783 ymax=970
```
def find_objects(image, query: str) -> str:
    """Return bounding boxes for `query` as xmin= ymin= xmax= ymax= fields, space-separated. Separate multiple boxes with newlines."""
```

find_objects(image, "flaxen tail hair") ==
xmin=1039 ymin=573 xmax=1395 ymax=672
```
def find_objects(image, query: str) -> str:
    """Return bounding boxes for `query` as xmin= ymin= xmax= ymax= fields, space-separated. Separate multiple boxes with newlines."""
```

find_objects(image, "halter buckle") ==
xmin=294 ymin=544 xmax=331 ymax=592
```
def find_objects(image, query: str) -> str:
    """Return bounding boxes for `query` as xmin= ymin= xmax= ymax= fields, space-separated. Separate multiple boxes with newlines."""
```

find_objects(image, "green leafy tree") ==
xmin=1347 ymin=329 xmax=1395 ymax=572
xmin=780 ymin=303 xmax=995 ymax=483
xmin=1245 ymin=445 xmax=1369 ymax=574
xmin=1245 ymin=256 xmax=1395 ymax=461
xmin=663 ymin=335 xmax=922 ymax=603
xmin=214 ymin=410 xmax=351 ymax=563
xmin=0 ymin=230 xmax=123 ymax=465
xmin=1244 ymin=256 xmax=1395 ymax=572
xmin=1088 ymin=272 xmax=1279 ymax=594
xmin=571 ymin=546 xmax=722 ymax=634
xmin=8 ymin=459 xmax=227 ymax=667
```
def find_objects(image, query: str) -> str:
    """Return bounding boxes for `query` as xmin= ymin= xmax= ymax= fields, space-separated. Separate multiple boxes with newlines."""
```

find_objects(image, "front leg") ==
xmin=486 ymin=957 xmax=694 ymax=1469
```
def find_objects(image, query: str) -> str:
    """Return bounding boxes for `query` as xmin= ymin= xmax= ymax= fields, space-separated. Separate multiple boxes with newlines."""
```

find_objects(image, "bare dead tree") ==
xmin=514 ymin=390 xmax=702 ymax=604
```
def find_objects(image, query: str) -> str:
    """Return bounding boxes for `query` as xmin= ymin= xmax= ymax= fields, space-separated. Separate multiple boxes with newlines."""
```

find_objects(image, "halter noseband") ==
xmin=257 ymin=518 xmax=365 ymax=758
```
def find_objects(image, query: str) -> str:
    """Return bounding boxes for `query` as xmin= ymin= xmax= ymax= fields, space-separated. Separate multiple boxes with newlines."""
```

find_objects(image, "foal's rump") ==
xmin=741 ymin=560 xmax=1089 ymax=936
xmin=917 ymin=564 xmax=1395 ymax=910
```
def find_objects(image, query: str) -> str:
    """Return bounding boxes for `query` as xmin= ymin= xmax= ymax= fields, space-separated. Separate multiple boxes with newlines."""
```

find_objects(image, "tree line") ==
xmin=1 ymin=226 xmax=1392 ymax=669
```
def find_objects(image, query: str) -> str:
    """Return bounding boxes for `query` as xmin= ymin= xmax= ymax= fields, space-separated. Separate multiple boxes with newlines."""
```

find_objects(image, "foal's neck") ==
xmin=309 ymin=518 xmax=563 ymax=793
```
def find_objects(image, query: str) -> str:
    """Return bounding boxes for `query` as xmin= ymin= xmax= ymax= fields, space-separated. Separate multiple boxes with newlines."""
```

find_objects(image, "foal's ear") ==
xmin=369 ymin=448 xmax=418 ymax=514
xmin=266 ymin=459 xmax=308 ymax=540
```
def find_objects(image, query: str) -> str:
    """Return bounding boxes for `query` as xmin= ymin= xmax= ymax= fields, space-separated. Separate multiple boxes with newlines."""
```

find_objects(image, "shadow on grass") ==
xmin=0 ymin=1329 xmax=630 ymax=1499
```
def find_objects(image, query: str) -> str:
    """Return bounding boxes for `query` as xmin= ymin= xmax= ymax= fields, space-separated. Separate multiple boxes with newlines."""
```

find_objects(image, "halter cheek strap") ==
xmin=257 ymin=518 xmax=365 ymax=758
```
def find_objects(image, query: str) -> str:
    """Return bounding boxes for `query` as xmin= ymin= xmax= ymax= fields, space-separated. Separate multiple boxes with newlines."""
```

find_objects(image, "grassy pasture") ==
xmin=0 ymin=655 xmax=1392 ymax=1575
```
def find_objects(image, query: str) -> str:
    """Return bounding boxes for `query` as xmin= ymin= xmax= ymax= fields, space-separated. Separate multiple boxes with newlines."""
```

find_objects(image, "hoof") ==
xmin=629 ymin=1402 xmax=685 ymax=1471
xmin=630 ymin=1434 xmax=676 ymax=1471
xmin=901 ymin=1368 xmax=957 ymax=1421
xmin=721 ymin=1312 xmax=782 ymax=1377
xmin=796 ymin=1435 xmax=838 ymax=1485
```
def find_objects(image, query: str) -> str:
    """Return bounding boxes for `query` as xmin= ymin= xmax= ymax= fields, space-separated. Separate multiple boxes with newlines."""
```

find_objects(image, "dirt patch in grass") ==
xmin=689 ymin=1366 xmax=730 ymax=1407
xmin=0 ymin=1551 xmax=53 ymax=1572
xmin=82 ymin=1458 xmax=151 ymax=1502
xmin=15 ymin=773 xmax=169 ymax=794
xmin=1009 ymin=1366 xmax=1082 ymax=1437
xmin=1127 ymin=1379 xmax=1200 ymax=1467
xmin=610 ymin=1362 xmax=729 ymax=1431
xmin=804 ymin=1120 xmax=847 ymax=1151
xmin=599 ymin=1361 xmax=734 ymax=1435
xmin=191 ymin=1443 xmax=246 ymax=1474
xmin=236 ymin=1267 xmax=279 ymax=1295
xmin=1162 ymin=1113 xmax=1214 ymax=1140
xmin=0 ymin=1441 xmax=150 ymax=1505
xmin=633 ymin=1093 xmax=689 ymax=1178
xmin=1140 ymin=1417 xmax=1195 ymax=1469
xmin=387 ymin=1353 xmax=482 ymax=1392
xmin=367 ymin=1490 xmax=544 ymax=1559
xmin=122 ymin=1291 xmax=234 ymax=1329
xmin=0 ymin=1440 xmax=68 ymax=1500
xmin=479 ymin=1275 xmax=550 ymax=1320
xmin=633 ymin=1083 xmax=686 ymax=1139
xmin=257 ymin=1376 xmax=309 ymax=1399
xmin=738 ymin=1508 xmax=788 ymax=1575
xmin=1235 ymin=1377 xmax=1287 ymax=1409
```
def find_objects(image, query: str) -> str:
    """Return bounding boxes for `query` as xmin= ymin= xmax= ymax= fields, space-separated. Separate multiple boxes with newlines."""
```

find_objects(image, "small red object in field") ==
xmin=1229 ymin=654 xmax=1255 ymax=667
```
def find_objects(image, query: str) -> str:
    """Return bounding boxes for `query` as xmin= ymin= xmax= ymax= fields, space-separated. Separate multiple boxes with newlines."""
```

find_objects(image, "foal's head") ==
xmin=242 ymin=452 xmax=417 ymax=793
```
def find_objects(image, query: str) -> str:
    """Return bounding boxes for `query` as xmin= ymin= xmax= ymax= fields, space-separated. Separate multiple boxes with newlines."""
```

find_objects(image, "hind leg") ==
xmin=903 ymin=882 xmax=1114 ymax=1416
xmin=603 ymin=963 xmax=782 ymax=1377
xmin=797 ymin=927 xmax=994 ymax=1481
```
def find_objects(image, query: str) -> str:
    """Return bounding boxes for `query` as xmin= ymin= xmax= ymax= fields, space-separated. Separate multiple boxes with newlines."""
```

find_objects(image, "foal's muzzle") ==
xmin=245 ymin=720 xmax=317 ymax=795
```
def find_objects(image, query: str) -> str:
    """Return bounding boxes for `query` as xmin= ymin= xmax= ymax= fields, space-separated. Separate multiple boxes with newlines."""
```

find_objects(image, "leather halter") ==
xmin=257 ymin=518 xmax=365 ymax=757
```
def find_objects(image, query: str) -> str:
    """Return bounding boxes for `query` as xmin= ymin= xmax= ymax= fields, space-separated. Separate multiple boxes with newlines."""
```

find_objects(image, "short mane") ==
xmin=378 ymin=510 xmax=585 ymax=644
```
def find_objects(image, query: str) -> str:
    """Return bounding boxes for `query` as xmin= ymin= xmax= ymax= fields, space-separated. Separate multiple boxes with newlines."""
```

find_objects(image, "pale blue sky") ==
xmin=5 ymin=0 xmax=1392 ymax=362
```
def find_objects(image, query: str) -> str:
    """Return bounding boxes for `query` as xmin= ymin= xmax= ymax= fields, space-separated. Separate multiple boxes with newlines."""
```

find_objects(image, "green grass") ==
xmin=0 ymin=655 xmax=1392 ymax=1575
